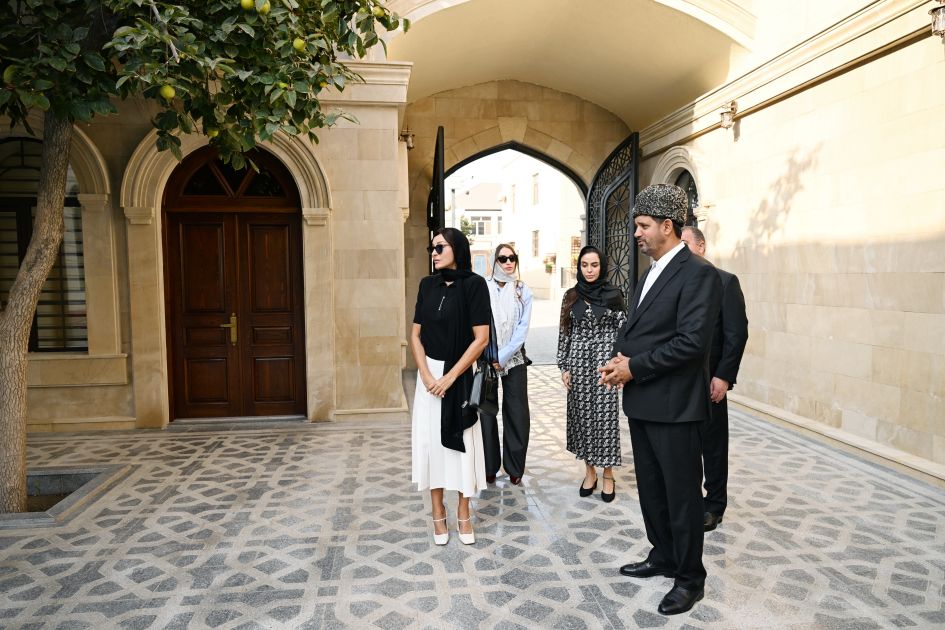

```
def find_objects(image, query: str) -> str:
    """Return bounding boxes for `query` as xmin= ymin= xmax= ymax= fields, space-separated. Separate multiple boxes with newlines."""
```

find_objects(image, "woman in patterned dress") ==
xmin=557 ymin=246 xmax=627 ymax=502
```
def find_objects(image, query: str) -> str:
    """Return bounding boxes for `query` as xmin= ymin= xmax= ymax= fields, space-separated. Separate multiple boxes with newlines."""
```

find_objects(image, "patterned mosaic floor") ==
xmin=2 ymin=366 xmax=944 ymax=629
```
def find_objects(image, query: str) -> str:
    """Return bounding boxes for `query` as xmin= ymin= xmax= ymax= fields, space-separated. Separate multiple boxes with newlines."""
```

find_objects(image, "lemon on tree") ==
xmin=159 ymin=84 xmax=176 ymax=100
xmin=206 ymin=128 xmax=220 ymax=138
xmin=372 ymin=6 xmax=385 ymax=17
xmin=258 ymin=1 xmax=270 ymax=14
xmin=293 ymin=38 xmax=306 ymax=52
xmin=240 ymin=0 xmax=254 ymax=9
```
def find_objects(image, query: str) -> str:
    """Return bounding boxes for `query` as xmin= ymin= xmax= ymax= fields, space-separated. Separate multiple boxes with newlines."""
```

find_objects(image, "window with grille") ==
xmin=0 ymin=138 xmax=87 ymax=352
xmin=469 ymin=215 xmax=491 ymax=236
xmin=532 ymin=230 xmax=539 ymax=257
xmin=674 ymin=170 xmax=699 ymax=227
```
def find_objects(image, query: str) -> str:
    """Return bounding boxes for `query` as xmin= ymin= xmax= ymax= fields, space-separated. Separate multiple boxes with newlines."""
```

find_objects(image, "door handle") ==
xmin=220 ymin=313 xmax=237 ymax=346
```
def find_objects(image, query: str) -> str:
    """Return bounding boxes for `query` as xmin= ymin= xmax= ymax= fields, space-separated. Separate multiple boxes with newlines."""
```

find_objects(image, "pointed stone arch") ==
xmin=445 ymin=141 xmax=588 ymax=197
xmin=120 ymin=132 xmax=334 ymax=428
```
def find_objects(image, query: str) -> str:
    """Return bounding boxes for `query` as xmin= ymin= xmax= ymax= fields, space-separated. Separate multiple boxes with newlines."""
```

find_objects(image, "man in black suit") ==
xmin=599 ymin=184 xmax=721 ymax=616
xmin=681 ymin=226 xmax=749 ymax=533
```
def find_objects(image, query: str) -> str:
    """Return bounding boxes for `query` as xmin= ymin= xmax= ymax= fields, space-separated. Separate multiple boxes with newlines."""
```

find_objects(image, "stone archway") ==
xmin=402 ymin=80 xmax=631 ymax=361
xmin=650 ymin=146 xmax=714 ymax=226
xmin=120 ymin=132 xmax=334 ymax=428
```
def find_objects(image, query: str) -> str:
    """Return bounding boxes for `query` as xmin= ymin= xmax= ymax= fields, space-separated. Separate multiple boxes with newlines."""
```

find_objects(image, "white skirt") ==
xmin=411 ymin=357 xmax=487 ymax=497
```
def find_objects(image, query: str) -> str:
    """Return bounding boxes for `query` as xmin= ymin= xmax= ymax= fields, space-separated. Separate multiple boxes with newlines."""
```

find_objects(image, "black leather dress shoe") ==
xmin=703 ymin=511 xmax=723 ymax=532
xmin=618 ymin=559 xmax=674 ymax=578
xmin=509 ymin=476 xmax=522 ymax=485
xmin=579 ymin=478 xmax=597 ymax=497
xmin=657 ymin=585 xmax=704 ymax=615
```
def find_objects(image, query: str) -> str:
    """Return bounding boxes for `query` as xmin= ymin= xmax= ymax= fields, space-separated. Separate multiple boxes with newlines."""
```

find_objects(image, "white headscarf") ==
xmin=489 ymin=262 xmax=522 ymax=356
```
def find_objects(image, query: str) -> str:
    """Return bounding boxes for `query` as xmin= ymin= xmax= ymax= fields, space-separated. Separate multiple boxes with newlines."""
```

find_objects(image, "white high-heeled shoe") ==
xmin=432 ymin=517 xmax=449 ymax=545
xmin=457 ymin=517 xmax=475 ymax=545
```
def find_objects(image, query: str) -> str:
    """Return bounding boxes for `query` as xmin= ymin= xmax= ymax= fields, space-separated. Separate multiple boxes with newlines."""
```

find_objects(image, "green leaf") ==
xmin=49 ymin=57 xmax=67 ymax=72
xmin=155 ymin=110 xmax=178 ymax=130
xmin=269 ymin=88 xmax=284 ymax=103
xmin=236 ymin=23 xmax=255 ymax=37
xmin=72 ymin=27 xmax=89 ymax=42
xmin=82 ymin=53 xmax=106 ymax=72
xmin=33 ymin=79 xmax=54 ymax=90
xmin=285 ymin=90 xmax=296 ymax=108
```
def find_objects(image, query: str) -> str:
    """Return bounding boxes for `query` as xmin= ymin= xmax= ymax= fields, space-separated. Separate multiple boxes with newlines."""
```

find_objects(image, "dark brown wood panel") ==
xmin=166 ymin=213 xmax=241 ymax=418
xmin=179 ymin=223 xmax=227 ymax=313
xmin=163 ymin=147 xmax=306 ymax=421
xmin=247 ymin=224 xmax=292 ymax=312
xmin=239 ymin=214 xmax=306 ymax=416
xmin=252 ymin=357 xmax=295 ymax=402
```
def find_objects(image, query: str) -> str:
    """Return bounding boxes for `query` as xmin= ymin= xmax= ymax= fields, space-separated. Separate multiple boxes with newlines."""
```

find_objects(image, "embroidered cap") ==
xmin=632 ymin=184 xmax=689 ymax=226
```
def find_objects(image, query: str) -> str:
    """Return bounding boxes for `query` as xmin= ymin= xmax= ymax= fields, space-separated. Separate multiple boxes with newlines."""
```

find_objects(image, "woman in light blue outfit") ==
xmin=479 ymin=243 xmax=533 ymax=485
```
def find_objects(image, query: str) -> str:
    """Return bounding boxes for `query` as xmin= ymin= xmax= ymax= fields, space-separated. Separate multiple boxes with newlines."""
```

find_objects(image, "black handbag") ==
xmin=464 ymin=314 xmax=499 ymax=416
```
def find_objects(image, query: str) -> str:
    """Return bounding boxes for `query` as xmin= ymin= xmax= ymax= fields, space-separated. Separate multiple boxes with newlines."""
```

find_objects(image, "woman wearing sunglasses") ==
xmin=410 ymin=227 xmax=491 ymax=545
xmin=479 ymin=244 xmax=533 ymax=486
xmin=557 ymin=245 xmax=627 ymax=502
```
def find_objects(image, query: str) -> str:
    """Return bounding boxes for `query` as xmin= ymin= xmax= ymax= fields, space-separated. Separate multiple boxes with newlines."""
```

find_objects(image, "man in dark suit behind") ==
xmin=681 ymin=226 xmax=749 ymax=533
xmin=599 ymin=184 xmax=721 ymax=616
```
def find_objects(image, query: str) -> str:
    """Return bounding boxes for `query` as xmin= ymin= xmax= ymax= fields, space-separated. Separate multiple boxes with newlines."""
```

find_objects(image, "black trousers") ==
xmin=699 ymin=396 xmax=729 ymax=516
xmin=479 ymin=364 xmax=530 ymax=478
xmin=627 ymin=418 xmax=706 ymax=590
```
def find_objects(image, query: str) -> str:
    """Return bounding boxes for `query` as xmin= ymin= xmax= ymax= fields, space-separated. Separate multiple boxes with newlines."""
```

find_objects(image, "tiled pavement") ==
xmin=2 ymin=366 xmax=944 ymax=629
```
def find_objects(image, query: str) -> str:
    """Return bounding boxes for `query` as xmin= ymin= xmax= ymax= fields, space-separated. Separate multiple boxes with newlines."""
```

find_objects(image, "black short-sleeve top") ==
xmin=413 ymin=273 xmax=491 ymax=361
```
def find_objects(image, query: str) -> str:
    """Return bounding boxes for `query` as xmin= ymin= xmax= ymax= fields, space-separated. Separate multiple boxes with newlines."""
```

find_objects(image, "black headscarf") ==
xmin=433 ymin=228 xmax=481 ymax=452
xmin=572 ymin=245 xmax=625 ymax=322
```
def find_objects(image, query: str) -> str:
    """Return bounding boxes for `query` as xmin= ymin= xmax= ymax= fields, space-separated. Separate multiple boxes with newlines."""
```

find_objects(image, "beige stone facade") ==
xmin=636 ymin=1 xmax=945 ymax=473
xmin=8 ymin=0 xmax=944 ymax=480
xmin=10 ymin=61 xmax=413 ymax=430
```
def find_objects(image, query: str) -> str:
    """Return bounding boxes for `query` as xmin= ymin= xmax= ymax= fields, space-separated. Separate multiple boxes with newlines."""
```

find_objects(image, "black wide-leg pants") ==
xmin=628 ymin=417 xmax=706 ymax=591
xmin=699 ymin=396 xmax=729 ymax=516
xmin=479 ymin=364 xmax=530 ymax=478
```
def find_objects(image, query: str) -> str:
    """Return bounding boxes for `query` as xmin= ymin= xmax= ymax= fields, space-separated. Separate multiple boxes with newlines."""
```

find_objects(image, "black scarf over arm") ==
xmin=438 ymin=268 xmax=483 ymax=452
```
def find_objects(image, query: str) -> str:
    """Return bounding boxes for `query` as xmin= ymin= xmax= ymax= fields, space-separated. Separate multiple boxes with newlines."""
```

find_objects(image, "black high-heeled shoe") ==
xmin=579 ymin=477 xmax=598 ymax=497
xmin=601 ymin=476 xmax=616 ymax=503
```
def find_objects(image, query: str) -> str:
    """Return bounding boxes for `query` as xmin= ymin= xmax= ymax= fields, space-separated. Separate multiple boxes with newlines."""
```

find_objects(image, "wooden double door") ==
xmin=164 ymin=149 xmax=306 ymax=420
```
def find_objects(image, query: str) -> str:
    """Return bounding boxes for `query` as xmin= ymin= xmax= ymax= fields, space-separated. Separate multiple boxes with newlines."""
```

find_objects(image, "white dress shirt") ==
xmin=638 ymin=240 xmax=687 ymax=305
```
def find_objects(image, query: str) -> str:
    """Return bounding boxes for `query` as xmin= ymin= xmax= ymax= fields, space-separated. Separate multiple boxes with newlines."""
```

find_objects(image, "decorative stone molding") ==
xmin=0 ymin=117 xmax=111 ymax=196
xmin=76 ymin=193 xmax=109 ymax=213
xmin=693 ymin=203 xmax=713 ymax=226
xmin=120 ymin=130 xmax=334 ymax=427
xmin=640 ymin=0 xmax=929 ymax=154
xmin=650 ymin=146 xmax=700 ymax=186
xmin=123 ymin=206 xmax=155 ymax=225
xmin=391 ymin=0 xmax=755 ymax=48
xmin=121 ymin=132 xmax=331 ymax=211
xmin=401 ymin=207 xmax=410 ymax=223
xmin=302 ymin=207 xmax=331 ymax=226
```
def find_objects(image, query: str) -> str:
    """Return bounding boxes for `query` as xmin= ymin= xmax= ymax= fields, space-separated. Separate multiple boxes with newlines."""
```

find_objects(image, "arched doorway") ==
xmin=162 ymin=147 xmax=307 ymax=420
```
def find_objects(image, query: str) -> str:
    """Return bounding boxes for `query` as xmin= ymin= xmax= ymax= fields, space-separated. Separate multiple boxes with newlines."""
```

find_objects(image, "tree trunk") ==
xmin=0 ymin=111 xmax=72 ymax=513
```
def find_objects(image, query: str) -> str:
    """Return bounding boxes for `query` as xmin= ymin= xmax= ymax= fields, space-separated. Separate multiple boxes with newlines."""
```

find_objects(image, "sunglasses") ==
xmin=496 ymin=255 xmax=518 ymax=264
xmin=427 ymin=243 xmax=451 ymax=254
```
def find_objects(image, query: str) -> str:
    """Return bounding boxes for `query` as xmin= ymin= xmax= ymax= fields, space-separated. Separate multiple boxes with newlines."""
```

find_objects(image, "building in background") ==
xmin=446 ymin=150 xmax=584 ymax=301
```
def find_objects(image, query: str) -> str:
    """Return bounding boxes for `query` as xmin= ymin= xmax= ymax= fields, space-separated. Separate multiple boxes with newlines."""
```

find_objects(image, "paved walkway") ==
xmin=2 ymin=366 xmax=944 ymax=629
